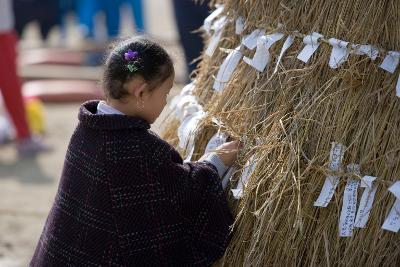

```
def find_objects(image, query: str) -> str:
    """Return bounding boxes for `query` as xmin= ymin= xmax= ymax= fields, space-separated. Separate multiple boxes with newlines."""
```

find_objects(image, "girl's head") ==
xmin=102 ymin=37 xmax=174 ymax=123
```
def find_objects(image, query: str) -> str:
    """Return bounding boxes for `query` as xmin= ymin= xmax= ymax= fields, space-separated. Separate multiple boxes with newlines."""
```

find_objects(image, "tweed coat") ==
xmin=30 ymin=101 xmax=233 ymax=266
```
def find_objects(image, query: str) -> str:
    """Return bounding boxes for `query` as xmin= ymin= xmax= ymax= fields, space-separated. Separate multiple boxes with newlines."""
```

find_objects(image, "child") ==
xmin=30 ymin=37 xmax=238 ymax=266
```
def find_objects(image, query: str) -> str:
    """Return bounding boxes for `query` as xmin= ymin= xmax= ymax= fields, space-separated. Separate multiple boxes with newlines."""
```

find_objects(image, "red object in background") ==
xmin=23 ymin=80 xmax=104 ymax=103
xmin=0 ymin=32 xmax=31 ymax=139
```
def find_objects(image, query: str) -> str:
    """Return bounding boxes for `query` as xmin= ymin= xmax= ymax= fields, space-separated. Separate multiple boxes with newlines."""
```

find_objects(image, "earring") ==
xmin=137 ymin=100 xmax=145 ymax=109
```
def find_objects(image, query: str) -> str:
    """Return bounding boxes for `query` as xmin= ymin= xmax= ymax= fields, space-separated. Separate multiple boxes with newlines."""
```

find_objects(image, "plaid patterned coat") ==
xmin=30 ymin=101 xmax=233 ymax=266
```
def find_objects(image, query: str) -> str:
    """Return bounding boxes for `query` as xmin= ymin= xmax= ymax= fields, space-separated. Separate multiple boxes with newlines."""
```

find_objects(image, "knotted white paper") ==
xmin=379 ymin=51 xmax=400 ymax=73
xmin=178 ymin=110 xmax=206 ymax=153
xmin=213 ymin=46 xmax=242 ymax=92
xmin=382 ymin=199 xmax=400 ymax=233
xmin=180 ymin=81 xmax=196 ymax=96
xmin=382 ymin=181 xmax=400 ymax=232
xmin=354 ymin=176 xmax=377 ymax=228
xmin=314 ymin=142 xmax=346 ymax=207
xmin=203 ymin=5 xmax=224 ymax=35
xmin=170 ymin=82 xmax=196 ymax=118
xmin=222 ymin=167 xmax=235 ymax=190
xmin=339 ymin=164 xmax=360 ymax=237
xmin=243 ymin=33 xmax=285 ymax=72
xmin=235 ymin=16 xmax=245 ymax=35
xmin=396 ymin=74 xmax=400 ymax=98
xmin=231 ymin=154 xmax=258 ymax=199
xmin=328 ymin=38 xmax=349 ymax=69
xmin=205 ymin=16 xmax=227 ymax=57
xmin=242 ymin=29 xmax=266 ymax=50
xmin=204 ymin=131 xmax=227 ymax=154
xmin=351 ymin=44 xmax=379 ymax=61
xmin=297 ymin=32 xmax=323 ymax=63
xmin=273 ymin=35 xmax=295 ymax=74
xmin=388 ymin=181 xmax=400 ymax=199
xmin=174 ymin=95 xmax=199 ymax=122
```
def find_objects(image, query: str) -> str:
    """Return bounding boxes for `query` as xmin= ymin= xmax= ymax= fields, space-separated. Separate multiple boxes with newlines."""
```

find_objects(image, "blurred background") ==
xmin=0 ymin=0 xmax=209 ymax=266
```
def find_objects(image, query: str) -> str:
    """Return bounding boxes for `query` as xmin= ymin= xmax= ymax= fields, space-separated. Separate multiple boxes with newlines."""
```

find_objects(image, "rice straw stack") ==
xmin=163 ymin=0 xmax=400 ymax=266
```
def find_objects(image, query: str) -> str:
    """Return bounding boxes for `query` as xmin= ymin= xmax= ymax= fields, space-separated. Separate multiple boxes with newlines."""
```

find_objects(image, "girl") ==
xmin=30 ymin=37 xmax=238 ymax=266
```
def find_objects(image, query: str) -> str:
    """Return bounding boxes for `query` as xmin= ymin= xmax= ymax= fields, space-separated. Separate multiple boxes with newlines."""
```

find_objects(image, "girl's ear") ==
xmin=128 ymin=80 xmax=148 ymax=99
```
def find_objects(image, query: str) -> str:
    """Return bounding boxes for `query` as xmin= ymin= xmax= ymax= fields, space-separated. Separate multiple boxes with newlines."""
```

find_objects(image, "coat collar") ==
xmin=78 ymin=100 xmax=150 ymax=130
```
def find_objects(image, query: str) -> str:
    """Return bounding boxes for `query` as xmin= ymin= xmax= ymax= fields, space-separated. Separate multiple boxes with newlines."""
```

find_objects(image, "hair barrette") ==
xmin=124 ymin=49 xmax=140 ymax=73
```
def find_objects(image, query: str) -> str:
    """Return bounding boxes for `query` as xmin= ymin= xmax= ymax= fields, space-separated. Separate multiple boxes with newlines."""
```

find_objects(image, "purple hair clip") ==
xmin=124 ymin=49 xmax=140 ymax=73
xmin=124 ymin=49 xmax=139 ymax=61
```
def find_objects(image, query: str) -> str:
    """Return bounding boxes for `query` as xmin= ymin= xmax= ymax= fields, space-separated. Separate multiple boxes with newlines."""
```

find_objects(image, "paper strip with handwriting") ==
xmin=382 ymin=181 xmax=400 ymax=232
xmin=354 ymin=176 xmax=377 ymax=228
xmin=314 ymin=142 xmax=346 ymax=207
xmin=339 ymin=164 xmax=360 ymax=237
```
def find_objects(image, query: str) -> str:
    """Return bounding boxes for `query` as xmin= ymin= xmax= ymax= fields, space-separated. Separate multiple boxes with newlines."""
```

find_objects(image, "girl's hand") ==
xmin=214 ymin=141 xmax=240 ymax=167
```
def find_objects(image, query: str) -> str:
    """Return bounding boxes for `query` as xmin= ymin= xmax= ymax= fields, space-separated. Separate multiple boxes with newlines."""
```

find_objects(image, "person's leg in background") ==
xmin=12 ymin=0 xmax=34 ymax=38
xmin=76 ymin=0 xmax=100 ymax=38
xmin=102 ymin=0 xmax=123 ymax=38
xmin=37 ymin=0 xmax=60 ymax=40
xmin=0 ymin=32 xmax=49 ymax=156
xmin=172 ymin=0 xmax=209 ymax=79
xmin=126 ymin=0 xmax=145 ymax=33
xmin=13 ymin=0 xmax=59 ymax=41
xmin=0 ymin=32 xmax=30 ymax=140
xmin=58 ymin=0 xmax=76 ymax=39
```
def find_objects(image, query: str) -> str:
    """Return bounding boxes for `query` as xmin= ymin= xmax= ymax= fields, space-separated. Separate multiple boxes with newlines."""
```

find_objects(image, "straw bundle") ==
xmin=162 ymin=0 xmax=400 ymax=266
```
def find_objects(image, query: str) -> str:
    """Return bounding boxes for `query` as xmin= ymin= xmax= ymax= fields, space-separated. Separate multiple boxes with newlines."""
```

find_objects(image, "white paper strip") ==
xmin=174 ymin=95 xmax=199 ymax=122
xmin=204 ymin=132 xmax=227 ymax=154
xmin=351 ymin=44 xmax=379 ymax=61
xmin=213 ymin=46 xmax=243 ymax=92
xmin=235 ymin=16 xmax=245 ymax=35
xmin=243 ymin=35 xmax=269 ymax=72
xmin=231 ymin=188 xmax=243 ymax=199
xmin=339 ymin=179 xmax=360 ymax=236
xmin=354 ymin=176 xmax=377 ymax=228
xmin=222 ymin=167 xmax=235 ymax=189
xmin=211 ymin=117 xmax=224 ymax=128
xmin=273 ymin=35 xmax=295 ymax=74
xmin=242 ymin=29 xmax=266 ymax=50
xmin=328 ymin=38 xmax=349 ymax=69
xmin=203 ymin=5 xmax=224 ymax=35
xmin=388 ymin=181 xmax=400 ymax=200
xmin=169 ymin=82 xmax=196 ymax=117
xmin=381 ymin=181 xmax=400 ymax=232
xmin=184 ymin=138 xmax=196 ymax=162
xmin=180 ymin=81 xmax=196 ymax=96
xmin=231 ymin=155 xmax=258 ymax=199
xmin=243 ymin=33 xmax=285 ymax=72
xmin=178 ymin=110 xmax=206 ymax=150
xmin=297 ymin=32 xmax=323 ymax=63
xmin=314 ymin=142 xmax=346 ymax=207
xmin=205 ymin=16 xmax=227 ymax=57
xmin=382 ymin=198 xmax=400 ymax=233
xmin=396 ymin=74 xmax=400 ymax=98
xmin=379 ymin=51 xmax=400 ymax=73
xmin=338 ymin=164 xmax=360 ymax=237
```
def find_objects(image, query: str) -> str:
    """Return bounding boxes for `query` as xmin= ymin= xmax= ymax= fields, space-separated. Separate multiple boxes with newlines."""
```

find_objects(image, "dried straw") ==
xmin=163 ymin=0 xmax=400 ymax=266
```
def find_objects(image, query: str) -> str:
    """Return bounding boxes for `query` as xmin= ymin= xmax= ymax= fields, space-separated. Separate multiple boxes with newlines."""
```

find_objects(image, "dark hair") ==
xmin=102 ymin=36 xmax=174 ymax=100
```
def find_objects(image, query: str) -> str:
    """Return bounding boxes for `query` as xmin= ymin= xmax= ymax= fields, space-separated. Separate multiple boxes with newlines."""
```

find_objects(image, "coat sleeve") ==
xmin=105 ymin=139 xmax=234 ymax=265
xmin=159 ymin=147 xmax=234 ymax=252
